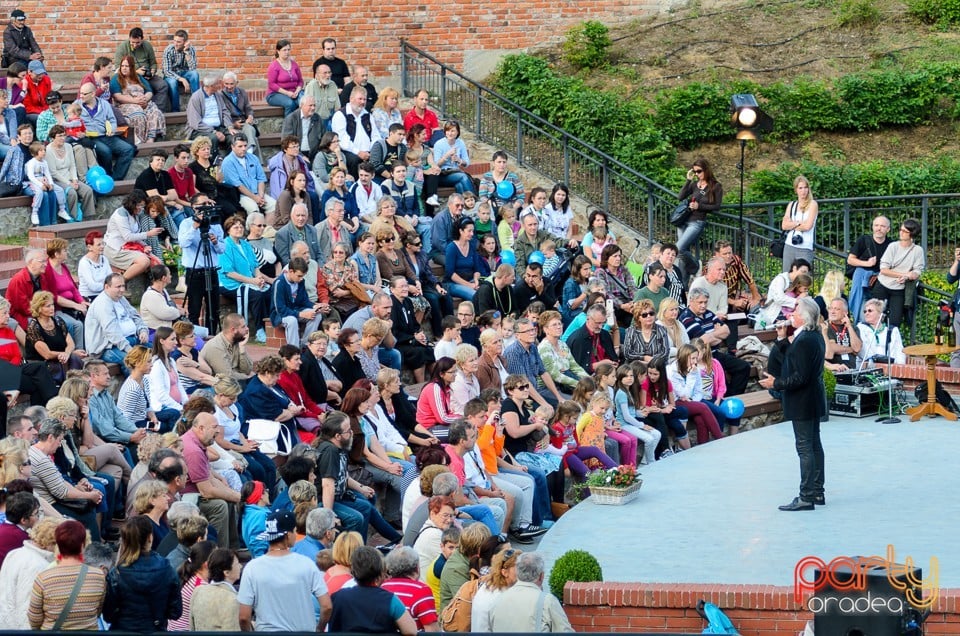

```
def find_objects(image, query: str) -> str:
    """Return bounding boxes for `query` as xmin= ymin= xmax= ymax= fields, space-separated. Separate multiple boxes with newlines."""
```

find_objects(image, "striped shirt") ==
xmin=28 ymin=564 xmax=106 ymax=630
xmin=117 ymin=375 xmax=151 ymax=424
xmin=381 ymin=577 xmax=438 ymax=631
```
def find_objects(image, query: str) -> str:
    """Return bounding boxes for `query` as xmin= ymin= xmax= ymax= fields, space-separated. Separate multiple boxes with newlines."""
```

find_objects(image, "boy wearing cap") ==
xmin=2 ymin=9 xmax=42 ymax=69
xmin=22 ymin=59 xmax=51 ymax=124
xmin=238 ymin=509 xmax=333 ymax=632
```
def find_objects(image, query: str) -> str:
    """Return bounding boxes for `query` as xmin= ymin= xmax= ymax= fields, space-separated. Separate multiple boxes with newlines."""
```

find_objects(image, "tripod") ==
xmin=186 ymin=223 xmax=220 ymax=336
xmin=876 ymin=305 xmax=900 ymax=424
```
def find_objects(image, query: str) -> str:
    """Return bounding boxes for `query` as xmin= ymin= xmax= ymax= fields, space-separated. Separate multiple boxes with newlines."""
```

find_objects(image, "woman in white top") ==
xmin=780 ymin=175 xmax=819 ymax=273
xmin=667 ymin=343 xmax=723 ymax=445
xmin=470 ymin=547 xmax=521 ymax=633
xmin=872 ymin=217 xmax=924 ymax=329
xmin=77 ymin=231 xmax=111 ymax=301
xmin=413 ymin=495 xmax=456 ymax=581
xmin=542 ymin=183 xmax=578 ymax=250
xmin=44 ymin=125 xmax=95 ymax=219
xmin=147 ymin=326 xmax=187 ymax=433
xmin=656 ymin=297 xmax=689 ymax=364
xmin=450 ymin=343 xmax=481 ymax=414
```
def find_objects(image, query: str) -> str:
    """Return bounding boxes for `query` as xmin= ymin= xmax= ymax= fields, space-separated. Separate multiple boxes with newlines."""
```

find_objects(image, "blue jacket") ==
xmin=238 ymin=375 xmax=289 ymax=422
xmin=103 ymin=553 xmax=181 ymax=633
xmin=270 ymin=271 xmax=312 ymax=325
xmin=0 ymin=142 xmax=26 ymax=188
xmin=381 ymin=178 xmax=419 ymax=218
xmin=241 ymin=504 xmax=269 ymax=558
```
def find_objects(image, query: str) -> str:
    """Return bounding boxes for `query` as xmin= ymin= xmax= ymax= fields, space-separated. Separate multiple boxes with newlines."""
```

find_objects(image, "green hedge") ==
xmin=907 ymin=0 xmax=960 ymax=26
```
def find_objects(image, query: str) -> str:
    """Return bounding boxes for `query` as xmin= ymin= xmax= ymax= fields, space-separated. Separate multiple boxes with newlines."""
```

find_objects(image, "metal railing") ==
xmin=399 ymin=40 xmax=957 ymax=344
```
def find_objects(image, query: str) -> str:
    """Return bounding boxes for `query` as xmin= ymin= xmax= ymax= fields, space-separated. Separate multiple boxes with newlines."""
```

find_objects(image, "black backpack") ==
xmin=914 ymin=380 xmax=959 ymax=414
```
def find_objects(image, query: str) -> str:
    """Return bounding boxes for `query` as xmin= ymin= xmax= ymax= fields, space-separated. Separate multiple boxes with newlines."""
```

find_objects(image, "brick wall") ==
xmin=22 ymin=0 xmax=659 ymax=81
xmin=563 ymin=583 xmax=960 ymax=636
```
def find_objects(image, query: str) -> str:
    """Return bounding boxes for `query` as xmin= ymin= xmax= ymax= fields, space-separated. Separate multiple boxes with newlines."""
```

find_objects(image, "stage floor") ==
xmin=538 ymin=415 xmax=954 ymax=587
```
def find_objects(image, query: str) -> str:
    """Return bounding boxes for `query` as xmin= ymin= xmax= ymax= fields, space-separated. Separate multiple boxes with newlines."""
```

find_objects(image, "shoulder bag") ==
xmin=52 ymin=564 xmax=89 ymax=630
xmin=770 ymin=201 xmax=795 ymax=259
xmin=669 ymin=200 xmax=692 ymax=228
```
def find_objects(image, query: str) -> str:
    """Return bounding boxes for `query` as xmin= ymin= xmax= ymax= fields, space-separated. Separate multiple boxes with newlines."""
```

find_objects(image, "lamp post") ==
xmin=729 ymin=94 xmax=773 ymax=254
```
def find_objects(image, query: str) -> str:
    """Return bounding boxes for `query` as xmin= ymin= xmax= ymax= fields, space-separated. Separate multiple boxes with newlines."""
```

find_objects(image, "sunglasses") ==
xmin=693 ymin=169 xmax=703 ymax=174
xmin=410 ymin=241 xmax=422 ymax=246
xmin=514 ymin=384 xmax=530 ymax=390
xmin=640 ymin=312 xmax=655 ymax=318
xmin=253 ymin=223 xmax=266 ymax=228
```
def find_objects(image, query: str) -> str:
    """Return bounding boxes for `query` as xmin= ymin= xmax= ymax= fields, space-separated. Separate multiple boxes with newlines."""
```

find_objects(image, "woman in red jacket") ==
xmin=414 ymin=357 xmax=461 ymax=443
xmin=277 ymin=344 xmax=324 ymax=443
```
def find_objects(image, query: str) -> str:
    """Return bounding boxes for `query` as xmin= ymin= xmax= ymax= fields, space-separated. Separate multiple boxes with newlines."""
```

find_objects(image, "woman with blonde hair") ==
xmin=815 ymin=269 xmax=846 ymax=320
xmin=780 ymin=175 xmax=819 ymax=273
xmin=25 ymin=290 xmax=85 ymax=380
xmin=325 ymin=530 xmax=364 ymax=594
xmin=58 ymin=376 xmax=132 ymax=486
xmin=132 ymin=479 xmax=170 ymax=549
xmin=212 ymin=375 xmax=276 ymax=492
xmin=656 ymin=297 xmax=689 ymax=363
xmin=0 ymin=517 xmax=60 ymax=629
xmin=471 ymin=547 xmax=522 ymax=632
xmin=371 ymin=87 xmax=403 ymax=139
xmin=668 ymin=343 xmax=723 ymax=445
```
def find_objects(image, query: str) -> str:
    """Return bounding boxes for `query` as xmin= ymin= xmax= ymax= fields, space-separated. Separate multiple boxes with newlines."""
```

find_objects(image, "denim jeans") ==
xmin=91 ymin=135 xmax=135 ymax=180
xmin=334 ymin=492 xmax=402 ymax=543
xmin=164 ymin=71 xmax=200 ymax=112
xmin=438 ymin=170 xmax=475 ymax=194
xmin=378 ymin=346 xmax=402 ymax=370
xmin=155 ymin=407 xmax=181 ymax=434
xmin=500 ymin=463 xmax=551 ymax=524
xmin=443 ymin=281 xmax=477 ymax=301
xmin=266 ymin=91 xmax=300 ymax=116
xmin=792 ymin=417 xmax=825 ymax=502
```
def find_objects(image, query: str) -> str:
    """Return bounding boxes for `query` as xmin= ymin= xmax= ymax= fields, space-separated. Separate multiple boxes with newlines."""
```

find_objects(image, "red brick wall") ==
xmin=563 ymin=583 xmax=960 ymax=636
xmin=21 ymin=1 xmax=657 ymax=80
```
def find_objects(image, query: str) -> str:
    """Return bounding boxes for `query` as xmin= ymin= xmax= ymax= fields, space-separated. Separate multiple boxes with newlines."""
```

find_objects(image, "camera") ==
xmin=791 ymin=233 xmax=803 ymax=245
xmin=192 ymin=203 xmax=222 ymax=231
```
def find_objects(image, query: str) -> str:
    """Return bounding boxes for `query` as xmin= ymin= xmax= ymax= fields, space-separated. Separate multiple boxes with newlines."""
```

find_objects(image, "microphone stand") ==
xmin=877 ymin=307 xmax=901 ymax=424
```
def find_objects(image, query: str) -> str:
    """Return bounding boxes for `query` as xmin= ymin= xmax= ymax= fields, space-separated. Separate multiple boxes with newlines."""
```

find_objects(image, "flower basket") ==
xmin=589 ymin=480 xmax=643 ymax=505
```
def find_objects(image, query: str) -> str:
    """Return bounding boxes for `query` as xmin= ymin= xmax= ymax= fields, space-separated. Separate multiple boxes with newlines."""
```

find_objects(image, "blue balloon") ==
xmin=495 ymin=180 xmax=515 ymax=200
xmin=86 ymin=166 xmax=106 ymax=182
xmin=528 ymin=250 xmax=545 ymax=265
xmin=721 ymin=397 xmax=745 ymax=419
xmin=91 ymin=174 xmax=115 ymax=195
xmin=500 ymin=249 xmax=517 ymax=267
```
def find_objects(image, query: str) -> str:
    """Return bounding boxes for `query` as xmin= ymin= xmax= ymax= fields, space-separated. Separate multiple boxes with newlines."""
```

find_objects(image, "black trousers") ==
xmin=186 ymin=268 xmax=220 ymax=335
xmin=793 ymin=417 xmax=825 ymax=502
xmin=715 ymin=350 xmax=750 ymax=396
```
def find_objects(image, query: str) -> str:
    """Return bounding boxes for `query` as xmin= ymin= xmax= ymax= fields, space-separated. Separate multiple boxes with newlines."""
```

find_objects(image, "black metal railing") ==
xmin=399 ymin=40 xmax=957 ymax=344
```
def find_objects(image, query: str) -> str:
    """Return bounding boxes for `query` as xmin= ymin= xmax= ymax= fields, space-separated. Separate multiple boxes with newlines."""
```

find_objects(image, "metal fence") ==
xmin=399 ymin=40 xmax=957 ymax=344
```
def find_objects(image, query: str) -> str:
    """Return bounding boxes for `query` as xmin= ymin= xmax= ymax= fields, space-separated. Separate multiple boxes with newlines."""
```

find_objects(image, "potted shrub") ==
xmin=548 ymin=549 xmax=603 ymax=601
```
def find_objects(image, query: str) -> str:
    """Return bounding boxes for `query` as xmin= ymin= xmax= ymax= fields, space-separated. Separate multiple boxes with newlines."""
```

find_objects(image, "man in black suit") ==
xmin=280 ymin=96 xmax=323 ymax=161
xmin=760 ymin=297 xmax=827 ymax=511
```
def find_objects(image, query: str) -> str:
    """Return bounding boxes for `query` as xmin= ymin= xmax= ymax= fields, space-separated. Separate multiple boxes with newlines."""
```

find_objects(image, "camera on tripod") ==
xmin=192 ymin=203 xmax=222 ymax=232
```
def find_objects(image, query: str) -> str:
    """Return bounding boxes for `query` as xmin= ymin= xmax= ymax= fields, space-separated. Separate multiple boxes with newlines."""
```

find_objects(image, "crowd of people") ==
xmin=0 ymin=11 xmax=941 ymax=630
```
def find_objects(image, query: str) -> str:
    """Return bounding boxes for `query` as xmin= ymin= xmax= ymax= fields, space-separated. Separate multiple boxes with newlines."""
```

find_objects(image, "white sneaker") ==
xmin=426 ymin=195 xmax=439 ymax=207
xmin=30 ymin=211 xmax=39 ymax=225
xmin=58 ymin=209 xmax=73 ymax=222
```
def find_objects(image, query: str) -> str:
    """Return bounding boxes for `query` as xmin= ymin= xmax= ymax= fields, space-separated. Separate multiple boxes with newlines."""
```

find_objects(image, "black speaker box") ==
xmin=812 ymin=560 xmax=923 ymax=636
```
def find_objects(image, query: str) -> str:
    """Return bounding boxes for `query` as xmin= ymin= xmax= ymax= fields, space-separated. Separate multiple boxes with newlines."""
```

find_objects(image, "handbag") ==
xmin=669 ymin=201 xmax=692 ymax=227
xmin=58 ymin=498 xmax=94 ymax=512
xmin=343 ymin=280 xmax=371 ymax=306
xmin=246 ymin=418 xmax=294 ymax=456
xmin=770 ymin=233 xmax=787 ymax=259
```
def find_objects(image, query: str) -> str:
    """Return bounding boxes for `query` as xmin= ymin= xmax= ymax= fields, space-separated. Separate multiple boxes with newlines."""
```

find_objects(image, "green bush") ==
xmin=907 ymin=0 xmax=960 ymax=26
xmin=548 ymin=549 xmax=603 ymax=601
xmin=653 ymin=83 xmax=736 ymax=149
xmin=835 ymin=0 xmax=881 ymax=27
xmin=563 ymin=21 xmax=612 ymax=70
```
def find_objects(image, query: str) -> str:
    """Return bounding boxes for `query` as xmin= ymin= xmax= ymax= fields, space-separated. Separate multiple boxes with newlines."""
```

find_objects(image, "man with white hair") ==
xmin=292 ymin=507 xmax=337 ymax=561
xmin=382 ymin=546 xmax=440 ymax=632
xmin=219 ymin=71 xmax=260 ymax=157
xmin=185 ymin=73 xmax=232 ymax=155
xmin=759 ymin=297 xmax=827 ymax=512
xmin=275 ymin=203 xmax=321 ymax=264
xmin=490 ymin=552 xmax=573 ymax=632
xmin=280 ymin=96 xmax=323 ymax=161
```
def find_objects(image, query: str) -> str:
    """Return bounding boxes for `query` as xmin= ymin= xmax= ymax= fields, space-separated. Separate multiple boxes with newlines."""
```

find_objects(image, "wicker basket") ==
xmin=588 ymin=480 xmax=642 ymax=505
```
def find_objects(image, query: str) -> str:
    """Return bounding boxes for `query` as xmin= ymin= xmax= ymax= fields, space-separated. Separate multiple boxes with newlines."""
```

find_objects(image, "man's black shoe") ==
xmin=778 ymin=497 xmax=815 ymax=511
xmin=812 ymin=496 xmax=825 ymax=506
xmin=509 ymin=532 xmax=534 ymax=545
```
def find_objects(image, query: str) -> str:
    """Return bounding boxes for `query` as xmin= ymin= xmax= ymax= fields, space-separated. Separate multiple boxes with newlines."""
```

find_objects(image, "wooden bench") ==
xmin=738 ymin=390 xmax=782 ymax=418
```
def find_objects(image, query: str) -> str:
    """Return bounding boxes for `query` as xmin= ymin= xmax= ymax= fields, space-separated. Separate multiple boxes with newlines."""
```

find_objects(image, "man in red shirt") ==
xmin=403 ymin=89 xmax=439 ymax=139
xmin=182 ymin=411 xmax=240 ymax=548
xmin=167 ymin=143 xmax=197 ymax=203
xmin=382 ymin=547 xmax=440 ymax=632
xmin=7 ymin=248 xmax=46 ymax=330
xmin=21 ymin=59 xmax=51 ymax=124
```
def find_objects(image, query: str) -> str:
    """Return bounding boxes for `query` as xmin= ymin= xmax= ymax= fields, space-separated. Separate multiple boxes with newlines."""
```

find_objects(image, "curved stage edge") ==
xmin=538 ymin=416 xmax=953 ymax=587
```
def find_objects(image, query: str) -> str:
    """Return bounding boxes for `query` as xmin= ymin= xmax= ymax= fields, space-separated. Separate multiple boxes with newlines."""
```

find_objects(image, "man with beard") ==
xmin=198 ymin=312 xmax=254 ymax=384
xmin=181 ymin=411 xmax=240 ymax=547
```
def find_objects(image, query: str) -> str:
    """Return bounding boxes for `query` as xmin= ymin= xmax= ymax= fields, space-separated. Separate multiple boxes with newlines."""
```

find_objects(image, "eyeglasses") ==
xmin=338 ymin=428 xmax=352 ymax=437
xmin=693 ymin=169 xmax=703 ymax=174
xmin=513 ymin=384 xmax=530 ymax=390
xmin=640 ymin=312 xmax=655 ymax=318
xmin=457 ymin=312 xmax=473 ymax=317
xmin=253 ymin=223 xmax=266 ymax=228
xmin=438 ymin=512 xmax=455 ymax=520
xmin=21 ymin=460 xmax=30 ymax=467
xmin=453 ymin=204 xmax=464 ymax=209
xmin=79 ymin=91 xmax=94 ymax=97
